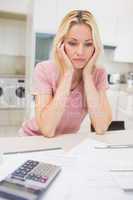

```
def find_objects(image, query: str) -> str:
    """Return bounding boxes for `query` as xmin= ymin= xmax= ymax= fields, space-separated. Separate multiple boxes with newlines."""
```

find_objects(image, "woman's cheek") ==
xmin=64 ymin=44 xmax=69 ymax=55
xmin=88 ymin=47 xmax=95 ymax=59
xmin=64 ymin=44 xmax=73 ymax=58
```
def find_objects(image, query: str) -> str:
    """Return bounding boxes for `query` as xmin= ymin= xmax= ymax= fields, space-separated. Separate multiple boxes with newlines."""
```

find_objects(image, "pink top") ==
xmin=22 ymin=60 xmax=109 ymax=136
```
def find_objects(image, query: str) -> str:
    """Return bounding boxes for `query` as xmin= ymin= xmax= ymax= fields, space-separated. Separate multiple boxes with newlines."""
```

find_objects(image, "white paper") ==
xmin=110 ymin=171 xmax=133 ymax=191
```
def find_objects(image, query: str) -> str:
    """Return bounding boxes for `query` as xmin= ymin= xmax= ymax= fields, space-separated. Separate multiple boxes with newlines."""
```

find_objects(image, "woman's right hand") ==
xmin=56 ymin=41 xmax=73 ymax=74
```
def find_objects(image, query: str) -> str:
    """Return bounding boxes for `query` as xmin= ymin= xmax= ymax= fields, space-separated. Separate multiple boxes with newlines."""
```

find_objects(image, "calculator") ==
xmin=0 ymin=160 xmax=61 ymax=200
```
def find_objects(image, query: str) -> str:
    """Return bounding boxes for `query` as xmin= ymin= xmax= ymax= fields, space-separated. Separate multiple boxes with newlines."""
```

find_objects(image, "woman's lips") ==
xmin=73 ymin=58 xmax=86 ymax=62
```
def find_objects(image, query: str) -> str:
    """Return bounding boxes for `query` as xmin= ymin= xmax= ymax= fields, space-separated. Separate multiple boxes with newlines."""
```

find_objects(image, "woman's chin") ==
xmin=72 ymin=62 xmax=85 ymax=69
xmin=73 ymin=64 xmax=85 ymax=70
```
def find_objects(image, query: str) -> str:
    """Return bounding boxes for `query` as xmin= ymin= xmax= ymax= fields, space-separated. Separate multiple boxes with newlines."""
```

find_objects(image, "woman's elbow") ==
xmin=95 ymin=118 xmax=112 ymax=135
xmin=36 ymin=119 xmax=56 ymax=138
xmin=41 ymin=128 xmax=55 ymax=138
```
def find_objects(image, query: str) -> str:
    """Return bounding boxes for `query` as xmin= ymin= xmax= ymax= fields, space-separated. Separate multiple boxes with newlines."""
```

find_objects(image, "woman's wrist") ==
xmin=64 ymin=66 xmax=74 ymax=75
xmin=83 ymin=70 xmax=93 ymax=81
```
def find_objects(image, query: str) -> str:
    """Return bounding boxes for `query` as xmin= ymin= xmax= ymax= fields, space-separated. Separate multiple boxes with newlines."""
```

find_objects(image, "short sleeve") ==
xmin=95 ymin=68 xmax=109 ymax=90
xmin=31 ymin=62 xmax=52 ymax=95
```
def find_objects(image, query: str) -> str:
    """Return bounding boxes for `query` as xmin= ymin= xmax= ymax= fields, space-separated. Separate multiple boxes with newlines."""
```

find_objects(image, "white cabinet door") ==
xmin=33 ymin=0 xmax=58 ymax=33
xmin=0 ymin=0 xmax=29 ymax=14
xmin=0 ymin=18 xmax=26 ymax=56
xmin=114 ymin=0 xmax=133 ymax=63
xmin=115 ymin=90 xmax=133 ymax=130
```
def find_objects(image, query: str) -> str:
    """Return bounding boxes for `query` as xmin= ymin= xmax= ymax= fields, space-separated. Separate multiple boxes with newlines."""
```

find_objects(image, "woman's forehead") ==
xmin=66 ymin=24 xmax=93 ymax=41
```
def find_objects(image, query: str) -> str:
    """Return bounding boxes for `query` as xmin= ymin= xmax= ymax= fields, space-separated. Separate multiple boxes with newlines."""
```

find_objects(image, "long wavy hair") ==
xmin=51 ymin=10 xmax=103 ymax=75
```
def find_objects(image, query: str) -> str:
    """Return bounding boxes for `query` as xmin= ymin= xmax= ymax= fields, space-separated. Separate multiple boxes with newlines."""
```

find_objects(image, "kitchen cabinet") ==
xmin=114 ymin=0 xmax=133 ymax=63
xmin=33 ymin=0 xmax=58 ymax=33
xmin=0 ymin=1 xmax=31 ymax=57
xmin=114 ymin=21 xmax=133 ymax=63
xmin=0 ymin=17 xmax=26 ymax=56
xmin=0 ymin=0 xmax=30 ymax=15
xmin=108 ymin=88 xmax=133 ymax=130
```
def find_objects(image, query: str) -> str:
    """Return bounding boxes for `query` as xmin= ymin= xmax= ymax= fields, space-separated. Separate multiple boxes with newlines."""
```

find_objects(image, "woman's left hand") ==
xmin=83 ymin=45 xmax=100 ymax=75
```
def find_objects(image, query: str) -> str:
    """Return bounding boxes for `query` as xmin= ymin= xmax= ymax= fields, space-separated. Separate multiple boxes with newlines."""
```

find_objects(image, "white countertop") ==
xmin=109 ymin=83 xmax=133 ymax=94
xmin=0 ymin=130 xmax=133 ymax=200
xmin=0 ymin=130 xmax=133 ymax=153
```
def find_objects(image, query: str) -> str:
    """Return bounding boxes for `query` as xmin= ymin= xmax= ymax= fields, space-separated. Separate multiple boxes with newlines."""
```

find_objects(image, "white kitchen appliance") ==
xmin=0 ymin=77 xmax=25 ymax=108
xmin=0 ymin=79 xmax=5 ymax=105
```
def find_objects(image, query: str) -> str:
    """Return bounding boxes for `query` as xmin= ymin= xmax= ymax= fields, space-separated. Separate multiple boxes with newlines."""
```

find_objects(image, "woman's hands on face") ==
xmin=57 ymin=41 xmax=73 ymax=74
xmin=83 ymin=44 xmax=100 ymax=75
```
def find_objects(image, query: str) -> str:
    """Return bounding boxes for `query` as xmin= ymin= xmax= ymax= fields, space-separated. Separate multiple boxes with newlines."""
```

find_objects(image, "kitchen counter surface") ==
xmin=109 ymin=84 xmax=133 ymax=94
xmin=0 ymin=129 xmax=133 ymax=154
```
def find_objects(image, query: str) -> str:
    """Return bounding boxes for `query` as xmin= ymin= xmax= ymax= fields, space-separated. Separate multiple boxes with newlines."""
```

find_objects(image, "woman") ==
xmin=21 ymin=10 xmax=112 ymax=137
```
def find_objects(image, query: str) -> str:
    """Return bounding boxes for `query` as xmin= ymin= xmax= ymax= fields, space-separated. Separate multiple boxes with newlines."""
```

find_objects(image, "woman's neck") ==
xmin=71 ymin=69 xmax=82 ymax=91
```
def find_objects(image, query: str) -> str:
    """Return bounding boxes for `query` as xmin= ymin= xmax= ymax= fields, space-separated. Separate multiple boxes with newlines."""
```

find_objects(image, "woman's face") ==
xmin=64 ymin=24 xmax=95 ymax=69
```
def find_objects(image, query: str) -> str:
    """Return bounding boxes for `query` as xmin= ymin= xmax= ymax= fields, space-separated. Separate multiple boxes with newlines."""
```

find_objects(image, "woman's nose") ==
xmin=76 ymin=45 xmax=84 ymax=56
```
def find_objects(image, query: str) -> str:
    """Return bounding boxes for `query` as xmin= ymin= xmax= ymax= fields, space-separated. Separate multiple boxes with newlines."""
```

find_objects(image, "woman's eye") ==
xmin=85 ymin=43 xmax=93 ymax=47
xmin=68 ymin=42 xmax=77 ymax=46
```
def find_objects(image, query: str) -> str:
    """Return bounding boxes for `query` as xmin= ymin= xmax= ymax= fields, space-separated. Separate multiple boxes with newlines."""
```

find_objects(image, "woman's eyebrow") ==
xmin=67 ymin=38 xmax=93 ymax=42
xmin=85 ymin=39 xmax=93 ymax=42
xmin=67 ymin=38 xmax=77 ymax=41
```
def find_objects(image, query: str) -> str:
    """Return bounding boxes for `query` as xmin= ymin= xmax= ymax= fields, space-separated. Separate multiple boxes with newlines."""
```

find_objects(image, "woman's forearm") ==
xmin=83 ymin=73 xmax=112 ymax=134
xmin=39 ymin=70 xmax=73 ymax=137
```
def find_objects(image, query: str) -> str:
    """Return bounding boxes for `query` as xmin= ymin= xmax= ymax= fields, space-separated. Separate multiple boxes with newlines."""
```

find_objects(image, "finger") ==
xmin=92 ymin=47 xmax=100 ymax=60
xmin=60 ymin=43 xmax=67 ymax=58
xmin=57 ymin=41 xmax=63 ymax=53
xmin=57 ymin=41 xmax=64 ymax=57
xmin=60 ymin=43 xmax=65 ymax=51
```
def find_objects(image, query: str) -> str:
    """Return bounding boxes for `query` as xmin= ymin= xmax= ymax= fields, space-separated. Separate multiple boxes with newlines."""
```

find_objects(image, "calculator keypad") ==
xmin=10 ymin=160 xmax=60 ymax=184
xmin=11 ymin=160 xmax=39 ymax=180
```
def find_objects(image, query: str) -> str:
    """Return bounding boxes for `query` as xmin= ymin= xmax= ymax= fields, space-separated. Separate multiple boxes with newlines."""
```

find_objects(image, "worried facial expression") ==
xmin=64 ymin=24 xmax=95 ymax=69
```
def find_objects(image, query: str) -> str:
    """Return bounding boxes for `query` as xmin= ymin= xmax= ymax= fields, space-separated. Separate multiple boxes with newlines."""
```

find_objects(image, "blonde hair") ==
xmin=51 ymin=10 xmax=102 ymax=75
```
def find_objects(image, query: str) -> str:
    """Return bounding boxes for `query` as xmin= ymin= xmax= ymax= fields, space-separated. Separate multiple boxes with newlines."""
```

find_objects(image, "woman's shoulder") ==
xmin=35 ymin=60 xmax=59 ymax=79
xmin=35 ymin=60 xmax=57 ymax=72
